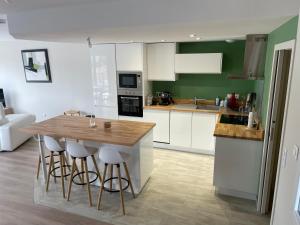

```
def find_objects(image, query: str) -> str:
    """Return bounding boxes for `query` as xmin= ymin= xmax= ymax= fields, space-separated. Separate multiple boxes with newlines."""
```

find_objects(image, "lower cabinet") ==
xmin=170 ymin=111 xmax=192 ymax=148
xmin=191 ymin=112 xmax=217 ymax=154
xmin=143 ymin=110 xmax=170 ymax=143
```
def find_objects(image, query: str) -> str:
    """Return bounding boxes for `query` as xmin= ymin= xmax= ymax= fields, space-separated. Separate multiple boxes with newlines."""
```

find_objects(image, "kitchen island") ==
xmin=21 ymin=115 xmax=155 ymax=194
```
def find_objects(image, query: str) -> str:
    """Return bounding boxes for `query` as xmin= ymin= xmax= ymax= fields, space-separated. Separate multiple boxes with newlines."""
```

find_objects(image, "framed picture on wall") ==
xmin=21 ymin=49 xmax=52 ymax=83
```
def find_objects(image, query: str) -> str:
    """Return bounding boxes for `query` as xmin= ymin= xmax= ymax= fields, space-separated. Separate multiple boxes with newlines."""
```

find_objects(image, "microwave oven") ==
xmin=117 ymin=72 xmax=142 ymax=96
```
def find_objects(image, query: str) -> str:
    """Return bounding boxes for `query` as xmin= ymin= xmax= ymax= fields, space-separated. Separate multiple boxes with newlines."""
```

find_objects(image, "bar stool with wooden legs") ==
xmin=44 ymin=136 xmax=74 ymax=198
xmin=66 ymin=141 xmax=102 ymax=207
xmin=97 ymin=145 xmax=135 ymax=215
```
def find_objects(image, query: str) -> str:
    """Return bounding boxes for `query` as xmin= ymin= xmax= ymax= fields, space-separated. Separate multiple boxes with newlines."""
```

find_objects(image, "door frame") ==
xmin=257 ymin=40 xmax=296 ymax=214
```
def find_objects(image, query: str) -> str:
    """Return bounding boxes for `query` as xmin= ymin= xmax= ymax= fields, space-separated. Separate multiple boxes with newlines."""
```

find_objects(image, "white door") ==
xmin=147 ymin=43 xmax=176 ymax=81
xmin=90 ymin=44 xmax=118 ymax=119
xmin=170 ymin=111 xmax=192 ymax=147
xmin=116 ymin=43 xmax=143 ymax=71
xmin=143 ymin=110 xmax=170 ymax=143
xmin=191 ymin=112 xmax=217 ymax=154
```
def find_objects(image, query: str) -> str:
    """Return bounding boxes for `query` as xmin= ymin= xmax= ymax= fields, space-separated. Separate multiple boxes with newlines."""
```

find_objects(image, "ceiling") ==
xmin=0 ymin=0 xmax=299 ymax=43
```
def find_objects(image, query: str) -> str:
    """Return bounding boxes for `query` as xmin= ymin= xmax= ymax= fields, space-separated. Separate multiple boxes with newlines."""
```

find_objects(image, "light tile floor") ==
xmin=35 ymin=148 xmax=270 ymax=225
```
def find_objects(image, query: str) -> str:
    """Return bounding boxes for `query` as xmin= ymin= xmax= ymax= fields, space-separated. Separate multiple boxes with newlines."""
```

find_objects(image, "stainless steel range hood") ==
xmin=228 ymin=34 xmax=268 ymax=80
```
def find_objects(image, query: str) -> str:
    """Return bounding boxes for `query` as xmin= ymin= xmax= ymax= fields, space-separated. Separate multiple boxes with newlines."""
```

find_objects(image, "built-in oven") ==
xmin=117 ymin=72 xmax=142 ymax=95
xmin=118 ymin=95 xmax=143 ymax=117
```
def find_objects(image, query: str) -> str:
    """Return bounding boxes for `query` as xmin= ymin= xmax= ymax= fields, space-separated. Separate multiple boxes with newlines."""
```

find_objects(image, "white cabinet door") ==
xmin=147 ymin=43 xmax=177 ymax=81
xmin=170 ymin=111 xmax=192 ymax=147
xmin=175 ymin=53 xmax=223 ymax=74
xmin=192 ymin=112 xmax=217 ymax=153
xmin=90 ymin=44 xmax=118 ymax=119
xmin=143 ymin=110 xmax=170 ymax=143
xmin=116 ymin=43 xmax=143 ymax=71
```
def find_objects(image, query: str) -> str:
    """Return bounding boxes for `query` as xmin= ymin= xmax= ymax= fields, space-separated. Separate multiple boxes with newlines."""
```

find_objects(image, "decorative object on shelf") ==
xmin=21 ymin=49 xmax=52 ymax=83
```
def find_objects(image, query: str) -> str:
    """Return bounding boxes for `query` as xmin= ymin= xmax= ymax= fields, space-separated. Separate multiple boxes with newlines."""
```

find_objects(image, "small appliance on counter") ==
xmin=158 ymin=92 xmax=174 ymax=106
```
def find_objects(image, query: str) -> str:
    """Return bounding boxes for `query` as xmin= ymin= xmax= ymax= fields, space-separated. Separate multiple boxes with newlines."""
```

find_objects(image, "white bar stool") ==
xmin=97 ymin=145 xmax=135 ymax=215
xmin=44 ymin=136 xmax=72 ymax=198
xmin=66 ymin=141 xmax=102 ymax=207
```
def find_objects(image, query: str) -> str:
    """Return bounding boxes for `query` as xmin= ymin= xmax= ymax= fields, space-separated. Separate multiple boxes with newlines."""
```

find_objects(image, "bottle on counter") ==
xmin=215 ymin=96 xmax=220 ymax=106
xmin=224 ymin=97 xmax=228 ymax=108
xmin=247 ymin=111 xmax=254 ymax=129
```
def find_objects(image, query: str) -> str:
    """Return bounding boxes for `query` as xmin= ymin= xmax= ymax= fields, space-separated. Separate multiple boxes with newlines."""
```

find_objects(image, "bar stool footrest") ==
xmin=72 ymin=171 xmax=98 ymax=185
xmin=103 ymin=177 xmax=129 ymax=193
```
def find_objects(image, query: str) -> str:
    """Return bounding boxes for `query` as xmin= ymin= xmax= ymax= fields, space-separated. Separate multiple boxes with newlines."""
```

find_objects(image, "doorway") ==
xmin=258 ymin=40 xmax=296 ymax=214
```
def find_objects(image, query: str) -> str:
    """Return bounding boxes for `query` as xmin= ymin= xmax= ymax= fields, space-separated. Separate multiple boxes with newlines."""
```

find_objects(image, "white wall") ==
xmin=0 ymin=40 xmax=94 ymax=121
xmin=271 ymin=13 xmax=300 ymax=225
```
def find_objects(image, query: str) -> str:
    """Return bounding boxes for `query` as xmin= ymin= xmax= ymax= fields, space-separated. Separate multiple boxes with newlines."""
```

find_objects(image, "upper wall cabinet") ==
xmin=147 ymin=43 xmax=177 ymax=81
xmin=116 ymin=43 xmax=144 ymax=71
xmin=175 ymin=53 xmax=223 ymax=74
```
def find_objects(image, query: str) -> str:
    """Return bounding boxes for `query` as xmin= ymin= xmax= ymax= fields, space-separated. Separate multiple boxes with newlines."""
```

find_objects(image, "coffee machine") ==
xmin=159 ymin=92 xmax=173 ymax=105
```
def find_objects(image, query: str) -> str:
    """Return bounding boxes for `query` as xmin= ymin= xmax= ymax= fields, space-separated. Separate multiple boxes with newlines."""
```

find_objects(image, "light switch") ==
xmin=293 ymin=145 xmax=299 ymax=160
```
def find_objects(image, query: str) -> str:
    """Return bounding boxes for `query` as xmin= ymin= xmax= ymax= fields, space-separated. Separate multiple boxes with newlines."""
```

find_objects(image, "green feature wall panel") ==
xmin=152 ymin=41 xmax=258 ymax=100
xmin=261 ymin=16 xmax=298 ymax=127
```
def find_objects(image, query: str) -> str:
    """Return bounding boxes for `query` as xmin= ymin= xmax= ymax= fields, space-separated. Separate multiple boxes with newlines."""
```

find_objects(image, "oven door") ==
xmin=118 ymin=73 xmax=138 ymax=89
xmin=118 ymin=95 xmax=143 ymax=117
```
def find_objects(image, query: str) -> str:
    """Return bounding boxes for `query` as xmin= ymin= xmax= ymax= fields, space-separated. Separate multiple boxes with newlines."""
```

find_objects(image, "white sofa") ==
xmin=0 ymin=114 xmax=36 ymax=151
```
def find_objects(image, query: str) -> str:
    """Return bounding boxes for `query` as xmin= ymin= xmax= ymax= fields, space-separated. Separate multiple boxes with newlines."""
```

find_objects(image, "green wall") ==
xmin=152 ymin=41 xmax=258 ymax=99
xmin=261 ymin=16 xmax=299 ymax=126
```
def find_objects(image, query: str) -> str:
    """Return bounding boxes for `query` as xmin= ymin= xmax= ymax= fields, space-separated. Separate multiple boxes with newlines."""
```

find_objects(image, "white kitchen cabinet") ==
xmin=143 ymin=110 xmax=170 ymax=143
xmin=175 ymin=53 xmax=223 ymax=74
xmin=147 ymin=43 xmax=177 ymax=81
xmin=213 ymin=137 xmax=263 ymax=200
xmin=170 ymin=111 xmax=192 ymax=147
xmin=191 ymin=112 xmax=217 ymax=154
xmin=90 ymin=44 xmax=118 ymax=119
xmin=116 ymin=43 xmax=144 ymax=71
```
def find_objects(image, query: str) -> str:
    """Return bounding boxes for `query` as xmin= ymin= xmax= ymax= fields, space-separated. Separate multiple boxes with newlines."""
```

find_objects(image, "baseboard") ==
xmin=153 ymin=142 xmax=215 ymax=155
xmin=215 ymin=187 xmax=257 ymax=201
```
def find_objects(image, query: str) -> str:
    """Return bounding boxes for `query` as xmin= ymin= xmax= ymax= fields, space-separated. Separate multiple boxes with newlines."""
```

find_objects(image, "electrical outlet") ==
xmin=293 ymin=145 xmax=299 ymax=160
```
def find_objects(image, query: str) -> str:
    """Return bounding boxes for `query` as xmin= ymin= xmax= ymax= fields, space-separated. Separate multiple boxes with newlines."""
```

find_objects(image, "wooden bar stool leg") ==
xmin=81 ymin=158 xmax=85 ymax=184
xmin=62 ymin=154 xmax=67 ymax=180
xmin=63 ymin=153 xmax=71 ymax=173
xmin=91 ymin=155 xmax=102 ymax=183
xmin=52 ymin=157 xmax=57 ymax=183
xmin=97 ymin=163 xmax=108 ymax=210
xmin=67 ymin=157 xmax=76 ymax=201
xmin=110 ymin=164 xmax=113 ymax=192
xmin=59 ymin=153 xmax=66 ymax=198
xmin=46 ymin=151 xmax=54 ymax=192
xmin=123 ymin=162 xmax=135 ymax=198
xmin=74 ymin=159 xmax=83 ymax=183
xmin=36 ymin=155 xmax=41 ymax=179
xmin=117 ymin=164 xmax=125 ymax=215
xmin=84 ymin=158 xmax=92 ymax=206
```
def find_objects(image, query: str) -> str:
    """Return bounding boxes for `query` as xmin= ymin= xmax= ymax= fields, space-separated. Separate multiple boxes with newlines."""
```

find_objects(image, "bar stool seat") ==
xmin=97 ymin=145 xmax=135 ymax=215
xmin=66 ymin=141 xmax=102 ymax=207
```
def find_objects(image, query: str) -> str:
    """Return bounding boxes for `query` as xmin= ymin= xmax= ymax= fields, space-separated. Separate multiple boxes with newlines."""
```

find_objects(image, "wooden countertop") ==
xmin=214 ymin=114 xmax=264 ymax=141
xmin=21 ymin=115 xmax=155 ymax=147
xmin=144 ymin=104 xmax=264 ymax=141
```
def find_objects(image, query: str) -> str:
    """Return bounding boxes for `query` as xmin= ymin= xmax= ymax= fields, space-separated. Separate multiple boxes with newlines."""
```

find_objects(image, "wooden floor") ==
xmin=0 ymin=139 xmax=109 ymax=225
xmin=0 ymin=139 xmax=270 ymax=225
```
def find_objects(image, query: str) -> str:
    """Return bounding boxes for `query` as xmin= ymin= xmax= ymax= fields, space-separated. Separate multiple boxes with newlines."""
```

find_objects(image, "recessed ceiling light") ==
xmin=161 ymin=39 xmax=166 ymax=42
xmin=196 ymin=37 xmax=201 ymax=41
xmin=1 ymin=0 xmax=13 ymax=4
xmin=189 ymin=34 xmax=196 ymax=38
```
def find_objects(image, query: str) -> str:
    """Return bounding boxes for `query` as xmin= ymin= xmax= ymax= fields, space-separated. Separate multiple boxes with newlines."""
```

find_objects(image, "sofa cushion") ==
xmin=0 ymin=103 xmax=8 ymax=125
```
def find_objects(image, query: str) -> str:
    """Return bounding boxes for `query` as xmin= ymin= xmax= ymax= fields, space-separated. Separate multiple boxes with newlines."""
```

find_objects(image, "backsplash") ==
xmin=152 ymin=40 xmax=261 ymax=100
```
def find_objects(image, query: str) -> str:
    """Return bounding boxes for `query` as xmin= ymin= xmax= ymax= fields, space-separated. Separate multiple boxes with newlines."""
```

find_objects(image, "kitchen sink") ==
xmin=174 ymin=104 xmax=220 ymax=111
xmin=196 ymin=105 xmax=220 ymax=111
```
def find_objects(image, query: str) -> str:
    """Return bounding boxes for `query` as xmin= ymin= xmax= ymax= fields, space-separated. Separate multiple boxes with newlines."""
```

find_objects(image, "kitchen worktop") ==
xmin=144 ymin=103 xmax=264 ymax=141
xmin=214 ymin=114 xmax=264 ymax=141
